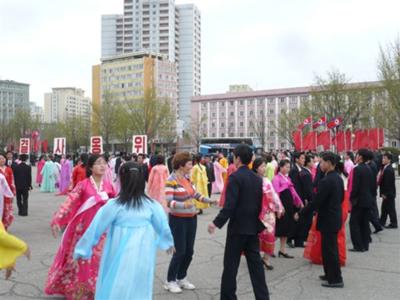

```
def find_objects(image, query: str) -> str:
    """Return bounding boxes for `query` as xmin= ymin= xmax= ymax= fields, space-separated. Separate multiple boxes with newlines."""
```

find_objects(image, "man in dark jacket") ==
xmin=167 ymin=149 xmax=176 ymax=174
xmin=208 ymin=144 xmax=269 ymax=300
xmin=379 ymin=153 xmax=397 ymax=228
xmin=13 ymin=154 xmax=32 ymax=216
xmin=350 ymin=148 xmax=375 ymax=252
xmin=203 ymin=155 xmax=215 ymax=198
xmin=300 ymin=152 xmax=344 ymax=288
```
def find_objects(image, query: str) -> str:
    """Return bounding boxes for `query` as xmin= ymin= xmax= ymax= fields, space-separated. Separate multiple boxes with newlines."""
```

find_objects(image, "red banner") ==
xmin=317 ymin=131 xmax=331 ymax=150
xmin=292 ymin=131 xmax=302 ymax=151
xmin=303 ymin=131 xmax=317 ymax=151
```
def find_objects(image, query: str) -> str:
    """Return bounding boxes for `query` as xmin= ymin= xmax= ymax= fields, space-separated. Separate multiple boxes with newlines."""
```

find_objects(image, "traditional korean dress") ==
xmin=147 ymin=164 xmax=169 ymax=211
xmin=0 ymin=166 xmax=15 ymax=230
xmin=58 ymin=159 xmax=73 ymax=195
xmin=45 ymin=177 xmax=116 ymax=300
xmin=40 ymin=160 xmax=57 ymax=193
xmin=0 ymin=221 xmax=28 ymax=270
xmin=36 ymin=158 xmax=45 ymax=186
xmin=212 ymin=161 xmax=226 ymax=194
xmin=259 ymin=177 xmax=284 ymax=255
xmin=272 ymin=172 xmax=303 ymax=237
xmin=74 ymin=198 xmax=174 ymax=300
xmin=191 ymin=163 xmax=210 ymax=209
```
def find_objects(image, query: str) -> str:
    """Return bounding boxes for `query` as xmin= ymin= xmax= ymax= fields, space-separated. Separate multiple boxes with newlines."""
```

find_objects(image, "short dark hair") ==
xmin=293 ymin=151 xmax=305 ymax=160
xmin=265 ymin=155 xmax=272 ymax=163
xmin=172 ymin=152 xmax=192 ymax=170
xmin=19 ymin=154 xmax=28 ymax=161
xmin=117 ymin=161 xmax=151 ymax=208
xmin=252 ymin=157 xmax=265 ymax=173
xmin=357 ymin=148 xmax=369 ymax=163
xmin=277 ymin=159 xmax=290 ymax=174
xmin=80 ymin=153 xmax=89 ymax=167
xmin=321 ymin=152 xmax=339 ymax=166
xmin=383 ymin=152 xmax=393 ymax=161
xmin=233 ymin=144 xmax=253 ymax=165
xmin=86 ymin=154 xmax=103 ymax=177
xmin=304 ymin=155 xmax=313 ymax=166
xmin=346 ymin=151 xmax=354 ymax=162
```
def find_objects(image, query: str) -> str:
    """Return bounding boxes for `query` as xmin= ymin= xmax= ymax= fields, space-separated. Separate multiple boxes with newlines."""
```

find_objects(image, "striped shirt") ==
xmin=165 ymin=172 xmax=211 ymax=217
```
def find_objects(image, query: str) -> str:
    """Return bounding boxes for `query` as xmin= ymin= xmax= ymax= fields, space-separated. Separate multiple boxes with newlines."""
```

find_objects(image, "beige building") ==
xmin=44 ymin=88 xmax=91 ymax=123
xmin=92 ymin=52 xmax=178 ymax=134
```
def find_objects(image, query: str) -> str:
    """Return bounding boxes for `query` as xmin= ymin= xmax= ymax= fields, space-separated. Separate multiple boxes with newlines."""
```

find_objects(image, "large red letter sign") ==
xmin=19 ymin=138 xmax=31 ymax=154
xmin=132 ymin=135 xmax=147 ymax=154
xmin=53 ymin=137 xmax=66 ymax=155
xmin=90 ymin=136 xmax=103 ymax=154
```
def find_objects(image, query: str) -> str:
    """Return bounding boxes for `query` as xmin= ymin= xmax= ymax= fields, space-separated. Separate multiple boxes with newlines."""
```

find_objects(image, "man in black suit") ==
xmin=289 ymin=151 xmax=306 ymax=247
xmin=13 ymin=154 xmax=32 ymax=216
xmin=167 ymin=149 xmax=176 ymax=174
xmin=300 ymin=152 xmax=344 ymax=288
xmin=366 ymin=150 xmax=384 ymax=233
xmin=349 ymin=148 xmax=375 ymax=252
xmin=208 ymin=144 xmax=269 ymax=300
xmin=379 ymin=153 xmax=398 ymax=228
xmin=203 ymin=155 xmax=215 ymax=198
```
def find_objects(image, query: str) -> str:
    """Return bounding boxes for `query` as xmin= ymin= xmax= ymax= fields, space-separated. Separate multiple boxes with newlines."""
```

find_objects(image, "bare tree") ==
xmin=377 ymin=37 xmax=400 ymax=141
xmin=187 ymin=112 xmax=207 ymax=151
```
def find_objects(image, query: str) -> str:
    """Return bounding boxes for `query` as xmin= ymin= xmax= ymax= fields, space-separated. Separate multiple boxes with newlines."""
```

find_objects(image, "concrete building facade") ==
xmin=192 ymin=81 xmax=399 ymax=151
xmin=0 ymin=80 xmax=30 ymax=123
xmin=44 ymin=88 xmax=91 ymax=123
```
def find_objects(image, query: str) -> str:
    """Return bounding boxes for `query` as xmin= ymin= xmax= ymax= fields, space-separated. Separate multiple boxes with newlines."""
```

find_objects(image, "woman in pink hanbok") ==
xmin=147 ymin=155 xmax=169 ymax=211
xmin=212 ymin=158 xmax=226 ymax=194
xmin=36 ymin=155 xmax=45 ymax=187
xmin=252 ymin=158 xmax=284 ymax=270
xmin=45 ymin=154 xmax=116 ymax=300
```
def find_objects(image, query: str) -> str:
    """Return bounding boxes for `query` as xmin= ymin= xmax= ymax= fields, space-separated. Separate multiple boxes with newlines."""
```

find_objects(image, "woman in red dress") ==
xmin=0 ymin=153 xmax=16 ymax=230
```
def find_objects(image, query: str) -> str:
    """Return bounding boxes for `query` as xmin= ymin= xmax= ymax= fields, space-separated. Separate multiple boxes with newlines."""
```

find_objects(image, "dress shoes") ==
xmin=373 ymin=227 xmax=384 ymax=234
xmin=319 ymin=275 xmax=327 ymax=281
xmin=384 ymin=224 xmax=398 ymax=229
xmin=321 ymin=282 xmax=344 ymax=288
xmin=349 ymin=248 xmax=365 ymax=252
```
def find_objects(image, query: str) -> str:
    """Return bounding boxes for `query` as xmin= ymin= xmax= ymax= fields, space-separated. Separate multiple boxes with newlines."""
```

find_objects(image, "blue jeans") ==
xmin=167 ymin=215 xmax=197 ymax=281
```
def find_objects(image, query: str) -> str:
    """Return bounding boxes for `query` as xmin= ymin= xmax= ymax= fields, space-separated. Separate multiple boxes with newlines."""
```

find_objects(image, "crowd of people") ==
xmin=0 ymin=145 xmax=398 ymax=299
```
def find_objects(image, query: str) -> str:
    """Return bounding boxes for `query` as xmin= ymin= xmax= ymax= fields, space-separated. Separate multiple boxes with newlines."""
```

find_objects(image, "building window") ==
xmin=221 ymin=133 xmax=225 ymax=137
xmin=279 ymin=97 xmax=285 ymax=103
xmin=240 ymin=111 xmax=244 ymax=117
xmin=221 ymin=122 xmax=225 ymax=128
xmin=229 ymin=122 xmax=234 ymax=127
xmin=281 ymin=143 xmax=286 ymax=148
xmin=240 ymin=121 xmax=244 ymax=127
xmin=230 ymin=101 xmax=234 ymax=106
xmin=239 ymin=100 xmax=244 ymax=105
xmin=249 ymin=132 xmax=254 ymax=137
xmin=259 ymin=110 xmax=264 ymax=115
xmin=269 ymin=109 xmax=274 ymax=114
xmin=212 ymin=133 xmax=216 ymax=137
xmin=239 ymin=132 xmax=244 ymax=137
xmin=270 ymin=143 xmax=274 ymax=148
xmin=212 ymin=122 xmax=215 ymax=128
xmin=221 ymin=102 xmax=225 ymax=107
xmin=212 ymin=113 xmax=216 ymax=118
xmin=268 ymin=98 xmax=275 ymax=104
xmin=249 ymin=110 xmax=254 ymax=116
xmin=230 ymin=111 xmax=234 ymax=117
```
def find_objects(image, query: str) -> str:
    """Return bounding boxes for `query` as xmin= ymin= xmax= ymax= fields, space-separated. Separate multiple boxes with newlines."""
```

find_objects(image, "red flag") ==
xmin=312 ymin=116 xmax=327 ymax=129
xmin=369 ymin=128 xmax=379 ymax=150
xmin=42 ymin=140 xmax=48 ymax=153
xmin=298 ymin=116 xmax=312 ymax=130
xmin=303 ymin=131 xmax=317 ymax=151
xmin=333 ymin=131 xmax=345 ymax=152
xmin=327 ymin=117 xmax=343 ymax=129
xmin=292 ymin=130 xmax=302 ymax=151
xmin=317 ymin=130 xmax=331 ymax=150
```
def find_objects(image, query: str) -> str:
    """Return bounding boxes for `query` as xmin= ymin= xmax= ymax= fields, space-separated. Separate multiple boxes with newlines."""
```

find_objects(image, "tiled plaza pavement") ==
xmin=1 ymin=168 xmax=399 ymax=299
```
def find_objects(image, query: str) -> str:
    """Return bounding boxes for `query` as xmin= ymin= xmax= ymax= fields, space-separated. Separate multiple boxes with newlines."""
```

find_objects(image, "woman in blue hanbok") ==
xmin=40 ymin=155 xmax=57 ymax=193
xmin=74 ymin=161 xmax=174 ymax=300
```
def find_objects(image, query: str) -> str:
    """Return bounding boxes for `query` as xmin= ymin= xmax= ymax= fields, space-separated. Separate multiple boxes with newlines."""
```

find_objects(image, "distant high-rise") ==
xmin=0 ymin=80 xmax=30 ymax=123
xmin=101 ymin=0 xmax=201 ymax=128
xmin=44 ymin=88 xmax=91 ymax=123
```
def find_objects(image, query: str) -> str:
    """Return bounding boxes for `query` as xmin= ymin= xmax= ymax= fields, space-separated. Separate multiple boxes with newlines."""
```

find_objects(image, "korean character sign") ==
xmin=90 ymin=136 xmax=103 ymax=154
xmin=19 ymin=138 xmax=30 ymax=154
xmin=132 ymin=135 xmax=147 ymax=154
xmin=53 ymin=138 xmax=66 ymax=155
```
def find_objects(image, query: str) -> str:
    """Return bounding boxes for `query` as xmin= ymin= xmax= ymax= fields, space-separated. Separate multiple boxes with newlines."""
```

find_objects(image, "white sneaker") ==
xmin=177 ymin=278 xmax=196 ymax=290
xmin=164 ymin=281 xmax=183 ymax=294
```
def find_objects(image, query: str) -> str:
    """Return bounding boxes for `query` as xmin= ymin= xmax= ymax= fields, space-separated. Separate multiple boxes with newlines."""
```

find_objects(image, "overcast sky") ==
xmin=0 ymin=0 xmax=399 ymax=106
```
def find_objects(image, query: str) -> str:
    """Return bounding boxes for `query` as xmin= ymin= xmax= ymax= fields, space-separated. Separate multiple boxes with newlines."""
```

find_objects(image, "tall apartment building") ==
xmin=192 ymin=81 xmax=397 ymax=150
xmin=101 ymin=0 xmax=201 ymax=128
xmin=30 ymin=102 xmax=44 ymax=122
xmin=44 ymin=88 xmax=91 ymax=123
xmin=92 ymin=52 xmax=178 ymax=133
xmin=0 ymin=80 xmax=30 ymax=123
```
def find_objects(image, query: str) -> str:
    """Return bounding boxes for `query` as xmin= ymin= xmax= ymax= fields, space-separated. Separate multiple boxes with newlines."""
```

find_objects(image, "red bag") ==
xmin=304 ymin=193 xmax=349 ymax=266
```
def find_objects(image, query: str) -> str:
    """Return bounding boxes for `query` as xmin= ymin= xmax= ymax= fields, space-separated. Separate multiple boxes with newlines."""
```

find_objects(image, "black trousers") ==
xmin=380 ymin=196 xmax=398 ymax=227
xmin=16 ymin=189 xmax=29 ymax=216
xmin=321 ymin=231 xmax=343 ymax=284
xmin=220 ymin=234 xmax=269 ymax=300
xmin=369 ymin=197 xmax=382 ymax=231
xmin=207 ymin=183 xmax=212 ymax=198
xmin=167 ymin=215 xmax=197 ymax=281
xmin=350 ymin=206 xmax=371 ymax=251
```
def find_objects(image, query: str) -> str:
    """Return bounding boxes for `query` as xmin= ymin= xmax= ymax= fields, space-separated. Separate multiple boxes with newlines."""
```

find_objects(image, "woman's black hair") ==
xmin=193 ymin=154 xmax=202 ymax=164
xmin=156 ymin=154 xmax=165 ymax=165
xmin=336 ymin=161 xmax=348 ymax=177
xmin=252 ymin=157 xmax=265 ymax=173
xmin=276 ymin=159 xmax=290 ymax=174
xmin=86 ymin=154 xmax=102 ymax=178
xmin=116 ymin=161 xmax=151 ymax=208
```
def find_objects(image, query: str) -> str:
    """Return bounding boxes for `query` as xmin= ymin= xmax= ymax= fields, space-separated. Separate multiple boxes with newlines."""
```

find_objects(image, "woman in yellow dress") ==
xmin=191 ymin=154 xmax=210 ymax=214
xmin=0 ymin=172 xmax=30 ymax=279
